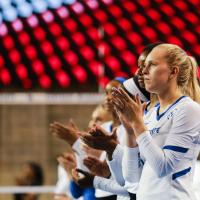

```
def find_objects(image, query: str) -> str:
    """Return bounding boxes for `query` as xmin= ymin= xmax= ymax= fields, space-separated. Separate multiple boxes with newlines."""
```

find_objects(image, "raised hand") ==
xmin=83 ymin=156 xmax=111 ymax=178
xmin=50 ymin=121 xmax=79 ymax=146
xmin=81 ymin=143 xmax=102 ymax=159
xmin=72 ymin=168 xmax=94 ymax=188
xmin=80 ymin=125 xmax=118 ymax=153
xmin=111 ymin=87 xmax=147 ymax=137
xmin=57 ymin=152 xmax=76 ymax=178
xmin=68 ymin=118 xmax=79 ymax=132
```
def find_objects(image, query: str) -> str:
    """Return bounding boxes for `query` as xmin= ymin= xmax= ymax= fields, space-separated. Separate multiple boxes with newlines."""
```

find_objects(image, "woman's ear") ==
xmin=169 ymin=66 xmax=179 ymax=79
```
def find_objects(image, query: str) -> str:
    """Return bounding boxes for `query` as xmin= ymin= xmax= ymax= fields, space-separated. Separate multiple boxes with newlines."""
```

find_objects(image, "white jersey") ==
xmin=124 ymin=96 xmax=200 ymax=200
xmin=54 ymin=165 xmax=82 ymax=200
xmin=96 ymin=121 xmax=129 ymax=200
xmin=193 ymin=160 xmax=200 ymax=200
xmin=95 ymin=121 xmax=117 ymax=198
xmin=93 ymin=122 xmax=130 ymax=199
xmin=54 ymin=165 xmax=70 ymax=195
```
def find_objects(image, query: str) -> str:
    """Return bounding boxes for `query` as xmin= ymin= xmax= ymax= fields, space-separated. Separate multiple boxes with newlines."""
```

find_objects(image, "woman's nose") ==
xmin=142 ymin=65 xmax=148 ymax=74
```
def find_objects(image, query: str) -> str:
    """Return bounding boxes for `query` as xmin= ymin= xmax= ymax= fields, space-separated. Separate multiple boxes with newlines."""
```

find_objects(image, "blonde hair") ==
xmin=159 ymin=44 xmax=200 ymax=103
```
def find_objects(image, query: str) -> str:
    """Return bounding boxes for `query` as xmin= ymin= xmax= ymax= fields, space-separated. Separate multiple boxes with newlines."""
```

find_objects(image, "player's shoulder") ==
xmin=175 ymin=97 xmax=200 ymax=119
xmin=177 ymin=97 xmax=200 ymax=112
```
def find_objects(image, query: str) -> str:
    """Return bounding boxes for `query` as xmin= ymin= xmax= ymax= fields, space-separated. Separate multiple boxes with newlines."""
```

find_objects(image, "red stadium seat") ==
xmin=147 ymin=8 xmax=161 ymax=21
xmin=137 ymin=0 xmax=150 ymax=9
xmin=127 ymin=31 xmax=142 ymax=46
xmin=123 ymin=1 xmax=136 ymax=13
xmin=108 ymin=5 xmax=122 ymax=18
xmin=18 ymin=31 xmax=30 ymax=46
xmin=16 ymin=64 xmax=28 ymax=80
xmin=39 ymin=74 xmax=52 ymax=89
xmin=48 ymin=55 xmax=62 ymax=71
xmin=78 ymin=13 xmax=93 ymax=27
xmin=56 ymin=36 xmax=70 ymax=51
xmin=114 ymin=71 xmax=128 ymax=78
xmin=88 ymin=61 xmax=103 ymax=76
xmin=0 ymin=56 xmax=5 ymax=69
xmin=2 ymin=35 xmax=14 ymax=50
xmin=142 ymin=26 xmax=157 ymax=41
xmin=48 ymin=22 xmax=62 ymax=37
xmin=185 ymin=12 xmax=199 ymax=25
xmin=160 ymin=4 xmax=175 ymax=17
xmin=182 ymin=30 xmax=197 ymax=44
xmin=32 ymin=59 xmax=45 ymax=75
xmin=117 ymin=18 xmax=132 ymax=32
xmin=93 ymin=9 xmax=108 ymax=23
xmin=55 ymin=70 xmax=70 ymax=87
xmin=111 ymin=36 xmax=127 ymax=51
xmin=86 ymin=27 xmax=100 ymax=41
xmin=63 ymin=50 xmax=79 ymax=65
xmin=174 ymin=1 xmax=188 ymax=12
xmin=0 ymin=68 xmax=11 ymax=85
xmin=80 ymin=45 xmax=95 ymax=60
xmin=72 ymin=32 xmax=86 ymax=46
xmin=131 ymin=13 xmax=147 ymax=26
xmin=98 ymin=76 xmax=110 ymax=88
xmin=103 ymin=22 xmax=117 ymax=36
xmin=33 ymin=27 xmax=46 ymax=41
xmin=121 ymin=51 xmax=136 ymax=66
xmin=105 ymin=56 xmax=121 ymax=71
xmin=171 ymin=17 xmax=186 ymax=30
xmin=40 ymin=40 xmax=54 ymax=56
xmin=98 ymin=42 xmax=111 ymax=56
xmin=72 ymin=65 xmax=87 ymax=83
xmin=156 ymin=22 xmax=172 ymax=35
xmin=25 ymin=45 xmax=37 ymax=60
xmin=64 ymin=18 xmax=77 ymax=32
xmin=9 ymin=49 xmax=21 ymax=64
xmin=167 ymin=36 xmax=183 ymax=47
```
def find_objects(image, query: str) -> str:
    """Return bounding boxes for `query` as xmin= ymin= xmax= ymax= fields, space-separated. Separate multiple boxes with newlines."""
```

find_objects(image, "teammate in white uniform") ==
xmin=73 ymin=43 xmax=162 ymax=200
xmin=112 ymin=43 xmax=200 ymax=200
xmin=73 ymin=75 xmax=152 ymax=199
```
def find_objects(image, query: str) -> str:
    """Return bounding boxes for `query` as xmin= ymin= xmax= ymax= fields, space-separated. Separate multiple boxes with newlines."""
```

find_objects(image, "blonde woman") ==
xmin=112 ymin=43 xmax=200 ymax=200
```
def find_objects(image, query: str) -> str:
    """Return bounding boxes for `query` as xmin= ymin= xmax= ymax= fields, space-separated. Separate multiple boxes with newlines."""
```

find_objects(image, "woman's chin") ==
xmin=145 ymin=85 xmax=154 ymax=93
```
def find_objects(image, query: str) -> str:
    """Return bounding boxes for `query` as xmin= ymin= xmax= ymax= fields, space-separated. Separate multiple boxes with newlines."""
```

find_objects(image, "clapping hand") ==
xmin=111 ymin=87 xmax=147 ymax=138
xmin=80 ymin=125 xmax=118 ymax=153
xmin=50 ymin=119 xmax=79 ymax=146
xmin=57 ymin=152 xmax=76 ymax=178
xmin=84 ymin=156 xmax=111 ymax=178
xmin=72 ymin=168 xmax=94 ymax=188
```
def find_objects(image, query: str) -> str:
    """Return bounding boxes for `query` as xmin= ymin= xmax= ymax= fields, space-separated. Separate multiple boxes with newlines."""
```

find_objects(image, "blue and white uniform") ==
xmin=93 ymin=76 xmax=150 ymax=198
xmin=123 ymin=96 xmax=200 ymax=200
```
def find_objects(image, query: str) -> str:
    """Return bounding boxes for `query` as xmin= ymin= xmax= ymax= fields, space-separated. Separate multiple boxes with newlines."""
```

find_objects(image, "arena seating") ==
xmin=0 ymin=0 xmax=200 ymax=90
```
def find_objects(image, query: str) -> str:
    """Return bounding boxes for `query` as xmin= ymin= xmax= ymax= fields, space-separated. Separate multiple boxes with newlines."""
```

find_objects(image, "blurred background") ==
xmin=0 ymin=0 xmax=200 ymax=199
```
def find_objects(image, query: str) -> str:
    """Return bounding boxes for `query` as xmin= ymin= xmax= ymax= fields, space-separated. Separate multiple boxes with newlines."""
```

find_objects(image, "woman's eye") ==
xmin=150 ymin=63 xmax=156 ymax=67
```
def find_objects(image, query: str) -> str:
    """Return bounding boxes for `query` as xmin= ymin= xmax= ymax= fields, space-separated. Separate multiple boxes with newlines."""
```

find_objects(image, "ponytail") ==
xmin=185 ymin=56 xmax=200 ymax=103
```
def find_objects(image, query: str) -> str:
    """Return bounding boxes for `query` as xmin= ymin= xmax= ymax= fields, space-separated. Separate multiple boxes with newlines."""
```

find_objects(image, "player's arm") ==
xmin=137 ymin=103 xmax=200 ymax=178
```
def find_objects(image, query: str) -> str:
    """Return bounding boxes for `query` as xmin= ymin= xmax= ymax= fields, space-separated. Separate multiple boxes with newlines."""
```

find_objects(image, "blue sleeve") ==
xmin=69 ymin=180 xmax=83 ymax=198
xmin=83 ymin=187 xmax=96 ymax=200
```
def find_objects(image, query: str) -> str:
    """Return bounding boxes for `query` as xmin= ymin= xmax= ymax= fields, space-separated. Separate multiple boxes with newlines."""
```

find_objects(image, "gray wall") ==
xmin=0 ymin=104 xmax=96 ymax=199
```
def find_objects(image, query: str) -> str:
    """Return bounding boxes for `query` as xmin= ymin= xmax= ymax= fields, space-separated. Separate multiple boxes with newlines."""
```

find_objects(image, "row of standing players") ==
xmin=51 ymin=43 xmax=200 ymax=200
